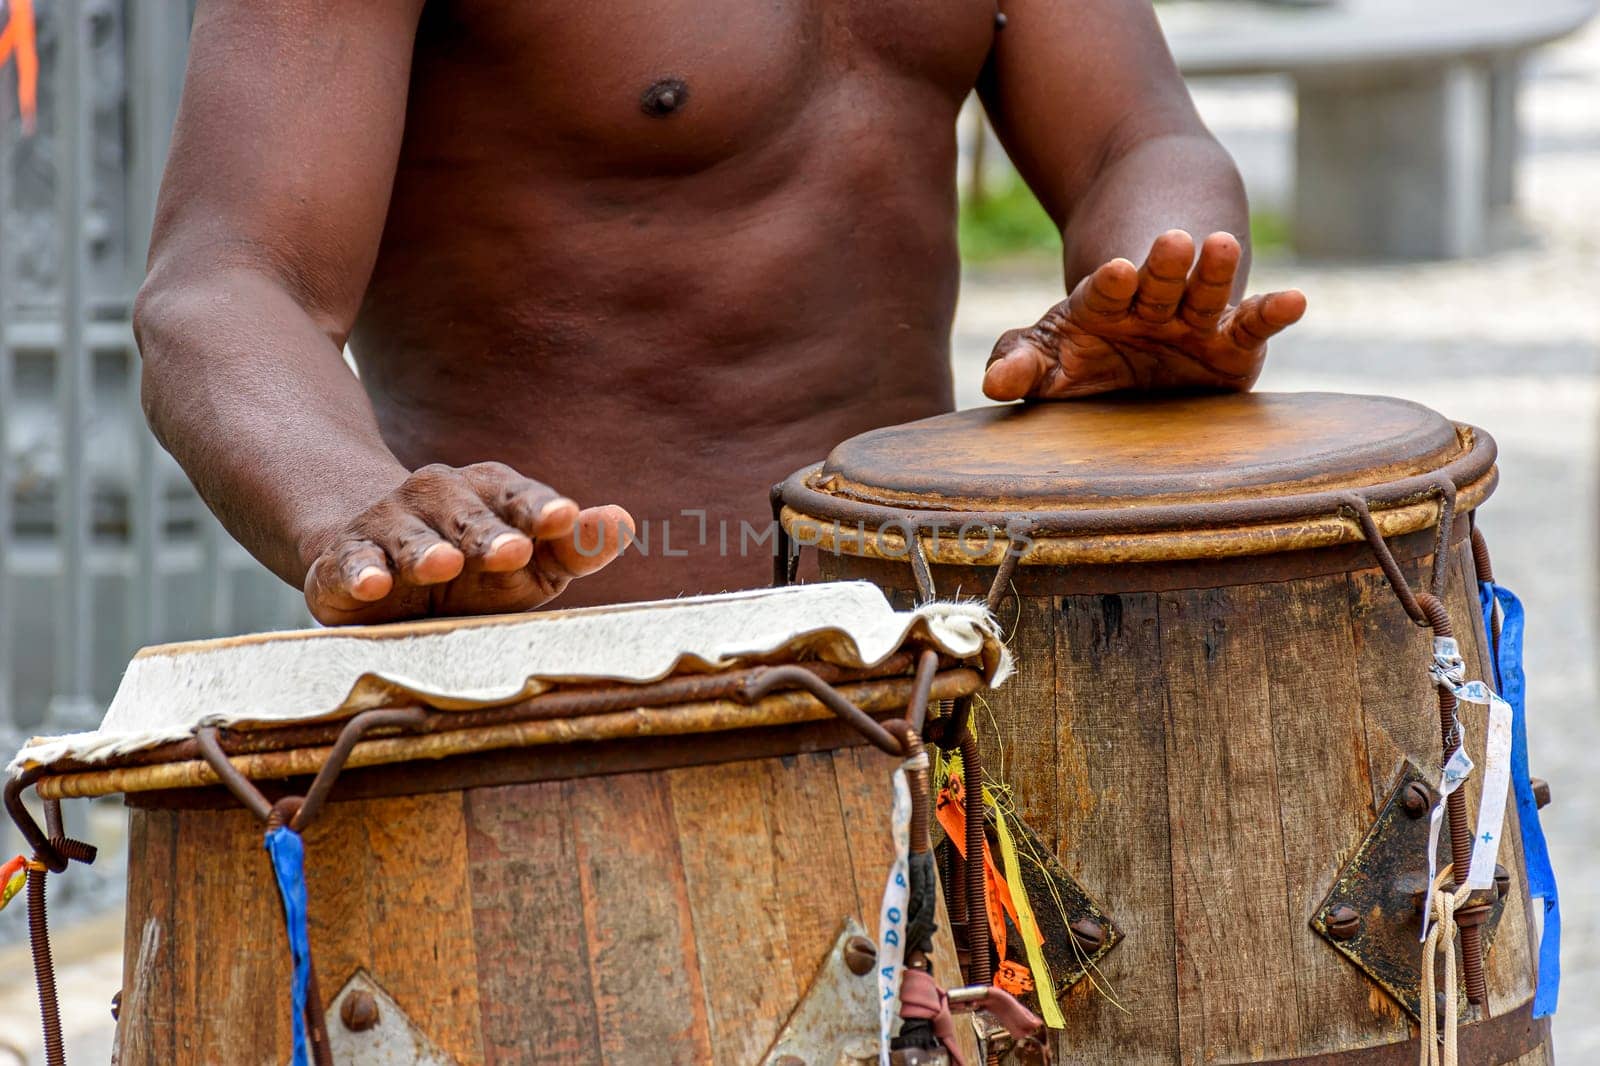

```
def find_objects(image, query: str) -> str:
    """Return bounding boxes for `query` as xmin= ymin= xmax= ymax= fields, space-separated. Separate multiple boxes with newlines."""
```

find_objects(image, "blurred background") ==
xmin=0 ymin=0 xmax=1596 ymax=1061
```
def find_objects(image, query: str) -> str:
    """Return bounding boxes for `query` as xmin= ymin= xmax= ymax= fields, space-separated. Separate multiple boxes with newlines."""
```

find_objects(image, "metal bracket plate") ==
xmin=1311 ymin=760 xmax=1508 ymax=1023
xmin=760 ymin=918 xmax=880 ymax=1065
xmin=296 ymin=968 xmax=459 ymax=1066
xmin=935 ymin=809 xmax=1121 ymax=1015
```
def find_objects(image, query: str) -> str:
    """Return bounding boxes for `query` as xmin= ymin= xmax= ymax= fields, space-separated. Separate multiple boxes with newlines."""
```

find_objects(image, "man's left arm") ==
xmin=978 ymin=0 xmax=1306 ymax=400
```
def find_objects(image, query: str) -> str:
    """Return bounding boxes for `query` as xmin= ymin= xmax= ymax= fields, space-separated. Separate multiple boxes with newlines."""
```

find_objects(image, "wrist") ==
xmin=289 ymin=456 xmax=412 ymax=578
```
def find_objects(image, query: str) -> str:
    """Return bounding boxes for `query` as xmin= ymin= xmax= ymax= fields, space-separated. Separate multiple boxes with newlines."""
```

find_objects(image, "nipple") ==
xmin=641 ymin=78 xmax=689 ymax=117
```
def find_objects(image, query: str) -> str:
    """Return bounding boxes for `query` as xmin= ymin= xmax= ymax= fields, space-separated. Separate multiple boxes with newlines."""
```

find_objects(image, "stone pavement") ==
xmin=2 ymin=18 xmax=1597 ymax=1066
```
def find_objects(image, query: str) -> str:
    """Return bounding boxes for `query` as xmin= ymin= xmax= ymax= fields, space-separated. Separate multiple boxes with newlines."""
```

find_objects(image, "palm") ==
xmin=985 ymin=230 xmax=1306 ymax=401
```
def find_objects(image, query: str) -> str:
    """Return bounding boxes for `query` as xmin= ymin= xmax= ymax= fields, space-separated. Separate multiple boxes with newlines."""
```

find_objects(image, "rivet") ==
xmin=1069 ymin=918 xmax=1106 ymax=953
xmin=843 ymin=935 xmax=878 ymax=976
xmin=340 ymin=990 xmax=380 ymax=1033
xmin=1400 ymin=781 xmax=1432 ymax=819
xmin=1326 ymin=905 xmax=1361 ymax=940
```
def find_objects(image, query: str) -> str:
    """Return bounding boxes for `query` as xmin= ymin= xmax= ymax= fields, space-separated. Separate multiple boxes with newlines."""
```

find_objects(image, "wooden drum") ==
xmin=11 ymin=585 xmax=1004 ymax=1065
xmin=778 ymin=393 xmax=1552 ymax=1065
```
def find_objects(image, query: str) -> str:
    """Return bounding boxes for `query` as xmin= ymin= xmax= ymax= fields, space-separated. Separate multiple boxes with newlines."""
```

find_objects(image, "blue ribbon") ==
xmin=265 ymin=825 xmax=313 ymax=1066
xmin=1479 ymin=580 xmax=1560 ymax=1017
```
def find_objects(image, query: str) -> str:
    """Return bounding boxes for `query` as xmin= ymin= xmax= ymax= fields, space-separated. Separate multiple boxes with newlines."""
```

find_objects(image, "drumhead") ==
xmin=780 ymin=392 xmax=1496 ymax=565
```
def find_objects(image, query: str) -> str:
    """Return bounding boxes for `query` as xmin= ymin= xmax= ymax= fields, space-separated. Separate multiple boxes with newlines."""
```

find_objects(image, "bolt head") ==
xmin=1531 ymin=777 xmax=1551 ymax=809
xmin=843 ymin=935 xmax=878 ymax=976
xmin=1011 ymin=1035 xmax=1050 ymax=1064
xmin=1069 ymin=918 xmax=1106 ymax=953
xmin=1326 ymin=905 xmax=1361 ymax=940
xmin=1400 ymin=781 xmax=1433 ymax=818
xmin=1494 ymin=864 xmax=1511 ymax=899
xmin=340 ymin=989 xmax=380 ymax=1033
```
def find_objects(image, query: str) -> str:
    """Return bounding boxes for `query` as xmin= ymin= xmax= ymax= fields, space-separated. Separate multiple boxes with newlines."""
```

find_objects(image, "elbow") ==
xmin=131 ymin=269 xmax=195 ymax=444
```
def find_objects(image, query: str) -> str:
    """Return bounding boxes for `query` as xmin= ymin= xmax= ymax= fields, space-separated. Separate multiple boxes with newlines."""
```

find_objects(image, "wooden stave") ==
xmin=817 ymin=533 xmax=1550 ymax=1065
xmin=114 ymin=740 xmax=978 ymax=1065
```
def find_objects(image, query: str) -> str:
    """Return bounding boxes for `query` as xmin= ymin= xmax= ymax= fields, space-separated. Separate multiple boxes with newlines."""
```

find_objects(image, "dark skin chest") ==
xmin=347 ymin=0 xmax=998 ymax=604
xmin=138 ymin=0 xmax=1296 ymax=623
xmin=332 ymin=0 xmax=999 ymax=604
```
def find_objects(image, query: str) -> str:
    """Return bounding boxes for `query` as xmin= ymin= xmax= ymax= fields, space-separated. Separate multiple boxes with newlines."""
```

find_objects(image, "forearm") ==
xmin=1060 ymin=133 xmax=1251 ymax=295
xmin=135 ymin=266 xmax=409 ymax=585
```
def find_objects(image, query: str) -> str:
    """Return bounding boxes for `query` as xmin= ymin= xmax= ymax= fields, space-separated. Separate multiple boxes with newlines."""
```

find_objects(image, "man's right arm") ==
xmin=136 ymin=0 xmax=629 ymax=623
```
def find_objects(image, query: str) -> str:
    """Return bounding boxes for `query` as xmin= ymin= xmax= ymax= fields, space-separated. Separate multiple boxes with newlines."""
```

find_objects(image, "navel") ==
xmin=640 ymin=78 xmax=689 ymax=118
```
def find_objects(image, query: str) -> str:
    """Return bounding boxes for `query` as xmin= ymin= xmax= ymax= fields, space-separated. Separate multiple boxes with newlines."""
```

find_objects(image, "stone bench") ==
xmin=1159 ymin=0 xmax=1598 ymax=257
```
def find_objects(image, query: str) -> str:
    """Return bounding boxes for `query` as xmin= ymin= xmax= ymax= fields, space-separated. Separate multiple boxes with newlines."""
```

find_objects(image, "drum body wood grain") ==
xmin=106 ymin=687 xmax=979 ymax=1065
xmin=783 ymin=394 xmax=1552 ymax=1065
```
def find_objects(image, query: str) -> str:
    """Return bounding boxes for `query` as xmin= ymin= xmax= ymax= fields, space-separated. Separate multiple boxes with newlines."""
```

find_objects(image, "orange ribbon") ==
xmin=935 ymin=777 xmax=1040 ymax=973
xmin=0 ymin=0 xmax=39 ymax=133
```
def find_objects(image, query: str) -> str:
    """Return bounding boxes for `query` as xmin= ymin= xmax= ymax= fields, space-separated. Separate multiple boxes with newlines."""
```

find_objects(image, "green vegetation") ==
xmin=958 ymin=174 xmax=1293 ymax=265
xmin=958 ymin=175 xmax=1062 ymax=264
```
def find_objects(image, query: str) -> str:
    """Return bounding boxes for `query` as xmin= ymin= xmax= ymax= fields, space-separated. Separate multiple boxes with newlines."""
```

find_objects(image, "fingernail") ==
xmin=354 ymin=566 xmax=385 ymax=585
xmin=539 ymin=498 xmax=577 ymax=520
xmin=489 ymin=531 xmax=525 ymax=552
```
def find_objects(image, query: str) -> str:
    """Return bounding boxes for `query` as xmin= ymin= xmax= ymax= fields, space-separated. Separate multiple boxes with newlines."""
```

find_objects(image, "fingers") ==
xmin=983 ymin=328 xmax=1055 ymax=401
xmin=461 ymin=462 xmax=575 ymax=540
xmin=1131 ymin=230 xmax=1194 ymax=324
xmin=304 ymin=538 xmax=393 ymax=618
xmin=301 ymin=461 xmax=630 ymax=625
xmin=1179 ymin=232 xmax=1242 ymax=332
xmin=1067 ymin=257 xmax=1138 ymax=321
xmin=535 ymin=505 xmax=635 ymax=582
xmin=1226 ymin=288 xmax=1308 ymax=350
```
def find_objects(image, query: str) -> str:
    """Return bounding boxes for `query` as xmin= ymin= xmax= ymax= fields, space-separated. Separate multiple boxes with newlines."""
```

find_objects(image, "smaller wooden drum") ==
xmin=10 ymin=585 xmax=1006 ymax=1066
xmin=778 ymin=393 xmax=1552 ymax=1066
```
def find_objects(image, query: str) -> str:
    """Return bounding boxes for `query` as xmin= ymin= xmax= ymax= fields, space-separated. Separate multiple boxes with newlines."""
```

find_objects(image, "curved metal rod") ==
xmin=770 ymin=482 xmax=795 ymax=588
xmin=1429 ymin=478 xmax=1458 ymax=601
xmin=907 ymin=534 xmax=937 ymax=603
xmin=4 ymin=768 xmax=66 ymax=872
xmin=739 ymin=666 xmax=905 ymax=756
xmin=883 ymin=719 xmax=930 ymax=855
xmin=1340 ymin=493 xmax=1427 ymax=625
xmin=196 ymin=726 xmax=275 ymax=822
xmin=292 ymin=707 xmax=428 ymax=831
xmin=984 ymin=531 xmax=1028 ymax=615
xmin=905 ymin=649 xmax=941 ymax=733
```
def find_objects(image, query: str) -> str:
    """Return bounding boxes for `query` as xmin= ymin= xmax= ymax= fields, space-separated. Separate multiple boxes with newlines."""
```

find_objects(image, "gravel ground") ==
xmin=2 ymin=18 xmax=1597 ymax=1066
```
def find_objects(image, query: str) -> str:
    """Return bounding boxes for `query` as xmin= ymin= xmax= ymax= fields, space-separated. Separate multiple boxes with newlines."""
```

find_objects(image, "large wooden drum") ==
xmin=11 ymin=585 xmax=1002 ymax=1065
xmin=778 ymin=393 xmax=1552 ymax=1065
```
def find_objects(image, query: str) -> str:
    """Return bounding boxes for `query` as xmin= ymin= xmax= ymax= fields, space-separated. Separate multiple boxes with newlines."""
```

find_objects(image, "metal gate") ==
xmin=0 ymin=0 xmax=308 ymax=923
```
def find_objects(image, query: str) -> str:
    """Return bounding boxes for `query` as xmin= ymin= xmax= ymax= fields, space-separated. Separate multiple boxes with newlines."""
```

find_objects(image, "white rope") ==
xmin=1418 ymin=864 xmax=1473 ymax=1066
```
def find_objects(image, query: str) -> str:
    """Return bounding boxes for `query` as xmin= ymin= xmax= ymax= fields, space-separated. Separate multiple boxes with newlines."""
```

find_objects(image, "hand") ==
xmin=983 ymin=230 xmax=1307 ymax=400
xmin=301 ymin=462 xmax=633 ymax=625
